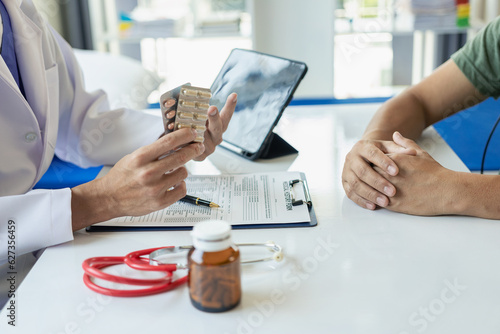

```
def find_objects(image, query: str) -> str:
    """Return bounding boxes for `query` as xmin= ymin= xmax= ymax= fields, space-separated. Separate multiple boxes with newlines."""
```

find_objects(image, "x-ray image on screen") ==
xmin=210 ymin=49 xmax=307 ymax=156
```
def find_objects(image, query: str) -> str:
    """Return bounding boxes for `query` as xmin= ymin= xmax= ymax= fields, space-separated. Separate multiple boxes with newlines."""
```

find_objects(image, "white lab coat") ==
xmin=0 ymin=0 xmax=163 ymax=265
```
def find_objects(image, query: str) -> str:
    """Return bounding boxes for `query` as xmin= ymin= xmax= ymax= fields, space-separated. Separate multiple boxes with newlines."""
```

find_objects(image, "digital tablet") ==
xmin=210 ymin=49 xmax=308 ymax=160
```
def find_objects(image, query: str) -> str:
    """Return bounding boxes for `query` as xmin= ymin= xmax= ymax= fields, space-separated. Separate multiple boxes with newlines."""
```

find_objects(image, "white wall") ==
xmin=250 ymin=0 xmax=335 ymax=98
xmin=470 ymin=0 xmax=500 ymax=24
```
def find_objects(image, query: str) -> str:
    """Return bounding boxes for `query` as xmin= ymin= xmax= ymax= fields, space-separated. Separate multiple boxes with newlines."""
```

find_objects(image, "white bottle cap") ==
xmin=192 ymin=220 xmax=232 ymax=252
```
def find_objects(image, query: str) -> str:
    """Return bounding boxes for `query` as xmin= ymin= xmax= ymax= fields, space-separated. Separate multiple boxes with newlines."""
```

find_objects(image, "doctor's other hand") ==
xmin=372 ymin=132 xmax=455 ymax=216
xmin=194 ymin=93 xmax=237 ymax=161
xmin=342 ymin=131 xmax=417 ymax=211
xmin=70 ymin=128 xmax=203 ymax=231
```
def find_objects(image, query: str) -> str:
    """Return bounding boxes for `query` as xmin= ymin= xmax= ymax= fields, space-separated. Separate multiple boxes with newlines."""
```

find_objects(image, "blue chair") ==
xmin=434 ymin=97 xmax=500 ymax=171
xmin=33 ymin=156 xmax=103 ymax=189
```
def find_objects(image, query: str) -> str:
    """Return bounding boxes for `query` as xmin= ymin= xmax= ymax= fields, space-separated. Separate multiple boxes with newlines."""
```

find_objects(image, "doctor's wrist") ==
xmin=70 ymin=179 xmax=116 ymax=231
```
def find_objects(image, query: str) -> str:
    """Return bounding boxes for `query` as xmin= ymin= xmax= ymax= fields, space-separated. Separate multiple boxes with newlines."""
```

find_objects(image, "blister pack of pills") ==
xmin=160 ymin=83 xmax=212 ymax=143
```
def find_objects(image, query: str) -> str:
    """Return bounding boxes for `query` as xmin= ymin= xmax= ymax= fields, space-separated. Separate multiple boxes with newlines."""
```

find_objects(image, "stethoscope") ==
xmin=82 ymin=242 xmax=283 ymax=297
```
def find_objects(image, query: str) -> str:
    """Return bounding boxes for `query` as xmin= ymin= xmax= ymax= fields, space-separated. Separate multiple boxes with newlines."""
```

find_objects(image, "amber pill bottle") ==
xmin=188 ymin=220 xmax=241 ymax=312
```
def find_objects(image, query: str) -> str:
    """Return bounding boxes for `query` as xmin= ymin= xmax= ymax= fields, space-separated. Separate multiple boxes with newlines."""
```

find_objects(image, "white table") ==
xmin=3 ymin=103 xmax=500 ymax=334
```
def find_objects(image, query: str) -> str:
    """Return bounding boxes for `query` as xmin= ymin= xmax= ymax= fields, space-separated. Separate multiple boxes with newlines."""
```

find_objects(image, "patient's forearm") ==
xmin=363 ymin=90 xmax=429 ymax=141
xmin=452 ymin=172 xmax=500 ymax=219
xmin=363 ymin=60 xmax=487 ymax=142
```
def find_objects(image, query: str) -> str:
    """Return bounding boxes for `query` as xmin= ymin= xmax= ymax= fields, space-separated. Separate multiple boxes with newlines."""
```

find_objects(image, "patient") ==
xmin=342 ymin=17 xmax=500 ymax=219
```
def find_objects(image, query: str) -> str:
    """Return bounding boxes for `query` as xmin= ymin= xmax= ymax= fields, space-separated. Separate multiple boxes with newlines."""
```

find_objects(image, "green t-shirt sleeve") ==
xmin=451 ymin=17 xmax=500 ymax=99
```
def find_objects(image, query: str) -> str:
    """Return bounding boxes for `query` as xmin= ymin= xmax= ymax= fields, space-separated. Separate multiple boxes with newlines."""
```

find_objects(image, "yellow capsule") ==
xmin=178 ymin=112 xmax=194 ymax=119
xmin=182 ymin=89 xmax=198 ymax=97
xmin=195 ymin=102 xmax=210 ymax=110
xmin=194 ymin=136 xmax=205 ymax=143
xmin=177 ymin=123 xmax=192 ymax=129
xmin=179 ymin=99 xmax=196 ymax=108
xmin=197 ymin=91 xmax=212 ymax=99
xmin=193 ymin=113 xmax=208 ymax=121
xmin=182 ymin=88 xmax=212 ymax=99
xmin=193 ymin=125 xmax=207 ymax=131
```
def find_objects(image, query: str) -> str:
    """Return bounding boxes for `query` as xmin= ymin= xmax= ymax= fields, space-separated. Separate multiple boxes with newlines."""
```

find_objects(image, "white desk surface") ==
xmin=3 ymin=103 xmax=500 ymax=334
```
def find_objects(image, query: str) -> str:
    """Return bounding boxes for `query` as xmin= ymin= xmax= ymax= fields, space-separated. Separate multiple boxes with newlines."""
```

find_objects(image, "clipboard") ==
xmin=86 ymin=172 xmax=317 ymax=232
xmin=233 ymin=174 xmax=317 ymax=230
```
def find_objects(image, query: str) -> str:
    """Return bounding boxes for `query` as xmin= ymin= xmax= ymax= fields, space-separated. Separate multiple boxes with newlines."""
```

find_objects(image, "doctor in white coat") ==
xmin=0 ymin=0 xmax=237 ymax=268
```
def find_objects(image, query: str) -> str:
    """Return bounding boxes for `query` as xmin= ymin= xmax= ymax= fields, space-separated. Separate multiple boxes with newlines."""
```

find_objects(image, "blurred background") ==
xmin=31 ymin=0 xmax=500 ymax=106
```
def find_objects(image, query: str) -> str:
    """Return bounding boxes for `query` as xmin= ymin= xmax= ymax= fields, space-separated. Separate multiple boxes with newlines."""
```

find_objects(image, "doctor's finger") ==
xmin=154 ymin=142 xmax=205 ymax=173
xmin=160 ymin=167 xmax=189 ymax=192
xmin=206 ymin=105 xmax=224 ymax=145
xmin=204 ymin=93 xmax=237 ymax=147
xmin=218 ymin=93 xmax=237 ymax=132
xmin=133 ymin=129 xmax=197 ymax=165
xmin=155 ymin=181 xmax=188 ymax=211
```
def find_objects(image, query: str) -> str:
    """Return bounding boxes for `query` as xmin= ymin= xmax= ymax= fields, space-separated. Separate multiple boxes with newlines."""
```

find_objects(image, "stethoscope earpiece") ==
xmin=273 ymin=251 xmax=284 ymax=262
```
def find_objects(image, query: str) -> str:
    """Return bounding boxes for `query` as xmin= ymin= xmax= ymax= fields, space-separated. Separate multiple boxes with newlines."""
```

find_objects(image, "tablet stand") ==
xmin=259 ymin=133 xmax=298 ymax=159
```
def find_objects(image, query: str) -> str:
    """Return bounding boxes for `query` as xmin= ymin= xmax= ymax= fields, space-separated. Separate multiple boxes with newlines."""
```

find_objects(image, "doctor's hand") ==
xmin=163 ymin=93 xmax=237 ymax=161
xmin=372 ymin=132 xmax=456 ymax=216
xmin=342 ymin=131 xmax=417 ymax=211
xmin=71 ymin=128 xmax=203 ymax=231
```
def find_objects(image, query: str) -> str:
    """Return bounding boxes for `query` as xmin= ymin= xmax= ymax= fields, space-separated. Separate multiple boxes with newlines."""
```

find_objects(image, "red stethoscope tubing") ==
xmin=124 ymin=247 xmax=178 ymax=272
xmin=82 ymin=247 xmax=187 ymax=297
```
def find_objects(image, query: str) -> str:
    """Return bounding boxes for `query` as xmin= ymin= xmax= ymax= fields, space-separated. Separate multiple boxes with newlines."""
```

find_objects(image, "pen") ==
xmin=180 ymin=195 xmax=220 ymax=208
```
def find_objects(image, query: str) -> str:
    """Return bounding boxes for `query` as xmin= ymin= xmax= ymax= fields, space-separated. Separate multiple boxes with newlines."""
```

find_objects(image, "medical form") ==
xmin=92 ymin=171 xmax=312 ymax=228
